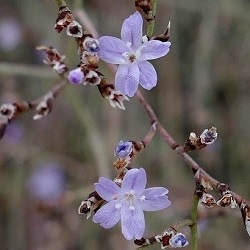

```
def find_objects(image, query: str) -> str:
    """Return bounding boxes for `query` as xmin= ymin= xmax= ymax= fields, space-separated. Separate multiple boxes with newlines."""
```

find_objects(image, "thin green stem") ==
xmin=146 ymin=0 xmax=157 ymax=38
xmin=190 ymin=194 xmax=199 ymax=250
xmin=55 ymin=0 xmax=67 ymax=8
xmin=172 ymin=219 xmax=194 ymax=231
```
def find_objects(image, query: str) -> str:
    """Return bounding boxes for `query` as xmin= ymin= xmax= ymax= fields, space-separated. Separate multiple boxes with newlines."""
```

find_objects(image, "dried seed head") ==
xmin=55 ymin=6 xmax=74 ymax=33
xmin=33 ymin=93 xmax=54 ymax=120
xmin=200 ymin=192 xmax=216 ymax=208
xmin=217 ymin=184 xmax=237 ymax=208
xmin=66 ymin=21 xmax=83 ymax=37
xmin=217 ymin=191 xmax=238 ymax=208
xmin=107 ymin=90 xmax=129 ymax=110
xmin=98 ymin=78 xmax=114 ymax=97
xmin=78 ymin=191 xmax=104 ymax=219
xmin=194 ymin=169 xmax=213 ymax=191
xmin=36 ymin=46 xmax=68 ymax=75
xmin=161 ymin=229 xmax=175 ymax=248
xmin=135 ymin=0 xmax=154 ymax=21
xmin=184 ymin=127 xmax=217 ymax=152
xmin=0 ymin=104 xmax=17 ymax=120
xmin=84 ymin=70 xmax=101 ymax=86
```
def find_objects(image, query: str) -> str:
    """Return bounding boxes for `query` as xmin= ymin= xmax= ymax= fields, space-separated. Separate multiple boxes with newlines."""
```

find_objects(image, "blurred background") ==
xmin=0 ymin=0 xmax=250 ymax=249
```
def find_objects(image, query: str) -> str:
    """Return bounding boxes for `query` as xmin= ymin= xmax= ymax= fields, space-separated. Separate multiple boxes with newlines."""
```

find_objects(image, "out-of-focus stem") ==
xmin=190 ymin=194 xmax=199 ymax=250
xmin=0 ymin=63 xmax=57 ymax=79
xmin=55 ymin=0 xmax=67 ymax=8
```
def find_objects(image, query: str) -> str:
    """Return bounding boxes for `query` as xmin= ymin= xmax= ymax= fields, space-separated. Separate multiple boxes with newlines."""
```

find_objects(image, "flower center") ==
xmin=122 ymin=42 xmax=143 ymax=64
xmin=128 ymin=54 xmax=136 ymax=63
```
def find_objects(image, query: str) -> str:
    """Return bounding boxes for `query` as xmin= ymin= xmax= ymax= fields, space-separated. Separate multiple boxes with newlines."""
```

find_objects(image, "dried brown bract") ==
xmin=33 ymin=92 xmax=54 ymax=120
xmin=135 ymin=0 xmax=154 ymax=21
xmin=78 ymin=191 xmax=104 ymax=219
xmin=152 ymin=22 xmax=171 ymax=42
xmin=55 ymin=6 xmax=74 ymax=33
xmin=98 ymin=78 xmax=129 ymax=110
xmin=241 ymin=202 xmax=250 ymax=236
xmin=217 ymin=183 xmax=237 ymax=208
xmin=55 ymin=5 xmax=83 ymax=37
xmin=36 ymin=46 xmax=68 ymax=75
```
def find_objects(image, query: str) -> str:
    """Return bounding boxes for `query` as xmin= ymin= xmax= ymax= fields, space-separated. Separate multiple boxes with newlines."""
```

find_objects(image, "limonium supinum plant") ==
xmin=0 ymin=0 xmax=250 ymax=249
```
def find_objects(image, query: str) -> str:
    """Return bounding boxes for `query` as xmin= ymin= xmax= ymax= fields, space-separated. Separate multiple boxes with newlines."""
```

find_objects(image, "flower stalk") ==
xmin=190 ymin=193 xmax=199 ymax=250
xmin=146 ymin=0 xmax=157 ymax=38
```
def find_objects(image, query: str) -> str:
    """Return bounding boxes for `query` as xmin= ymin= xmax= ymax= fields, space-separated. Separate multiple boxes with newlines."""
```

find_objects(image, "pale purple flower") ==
xmin=68 ymin=68 xmax=84 ymax=85
xmin=93 ymin=168 xmax=171 ymax=240
xmin=97 ymin=11 xmax=171 ymax=97
xmin=114 ymin=140 xmax=133 ymax=157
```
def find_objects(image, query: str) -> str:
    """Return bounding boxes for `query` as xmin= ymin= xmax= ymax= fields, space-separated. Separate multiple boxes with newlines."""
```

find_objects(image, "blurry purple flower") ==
xmin=93 ymin=168 xmax=171 ymax=240
xmin=114 ymin=140 xmax=132 ymax=157
xmin=97 ymin=11 xmax=171 ymax=97
xmin=0 ymin=18 xmax=22 ymax=51
xmin=169 ymin=232 xmax=189 ymax=248
xmin=28 ymin=163 xmax=66 ymax=202
xmin=68 ymin=68 xmax=84 ymax=85
xmin=5 ymin=122 xmax=24 ymax=144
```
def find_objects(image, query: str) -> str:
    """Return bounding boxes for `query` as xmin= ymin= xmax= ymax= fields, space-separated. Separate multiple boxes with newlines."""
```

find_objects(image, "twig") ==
xmin=135 ymin=89 xmax=248 ymax=206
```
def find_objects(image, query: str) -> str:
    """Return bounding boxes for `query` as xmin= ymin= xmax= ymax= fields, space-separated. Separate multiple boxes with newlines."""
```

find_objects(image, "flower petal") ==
xmin=140 ymin=187 xmax=171 ymax=211
xmin=121 ymin=168 xmax=146 ymax=195
xmin=140 ymin=41 xmax=171 ymax=61
xmin=93 ymin=200 xmax=121 ymax=229
xmin=121 ymin=11 xmax=143 ymax=50
xmin=138 ymin=61 xmax=157 ymax=90
xmin=95 ymin=177 xmax=121 ymax=201
xmin=121 ymin=201 xmax=145 ymax=240
xmin=115 ymin=64 xmax=140 ymax=97
xmin=98 ymin=36 xmax=128 ymax=64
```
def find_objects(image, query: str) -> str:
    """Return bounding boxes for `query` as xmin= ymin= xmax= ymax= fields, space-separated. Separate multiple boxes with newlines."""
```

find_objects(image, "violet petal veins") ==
xmin=93 ymin=168 xmax=171 ymax=240
xmin=97 ymin=11 xmax=171 ymax=97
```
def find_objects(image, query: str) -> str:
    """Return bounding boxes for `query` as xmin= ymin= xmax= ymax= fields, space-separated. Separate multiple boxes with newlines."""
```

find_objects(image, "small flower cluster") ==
xmin=134 ymin=228 xmax=188 ymax=249
xmin=184 ymin=127 xmax=218 ymax=152
xmin=36 ymin=46 xmax=68 ymax=75
xmin=113 ymin=140 xmax=145 ymax=169
xmin=194 ymin=170 xmax=238 ymax=209
xmin=54 ymin=3 xmax=130 ymax=110
xmin=68 ymin=32 xmax=101 ymax=86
